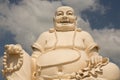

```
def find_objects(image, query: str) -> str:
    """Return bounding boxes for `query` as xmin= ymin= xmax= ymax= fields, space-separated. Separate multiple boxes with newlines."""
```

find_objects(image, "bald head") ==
xmin=56 ymin=6 xmax=74 ymax=15
xmin=54 ymin=6 xmax=77 ymax=31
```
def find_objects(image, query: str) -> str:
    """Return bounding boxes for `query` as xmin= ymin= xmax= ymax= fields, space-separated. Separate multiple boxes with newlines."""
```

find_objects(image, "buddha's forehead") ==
xmin=56 ymin=6 xmax=74 ymax=12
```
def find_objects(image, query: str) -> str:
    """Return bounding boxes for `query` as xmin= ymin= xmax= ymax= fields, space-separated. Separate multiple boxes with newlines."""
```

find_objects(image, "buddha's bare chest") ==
xmin=45 ymin=32 xmax=85 ymax=49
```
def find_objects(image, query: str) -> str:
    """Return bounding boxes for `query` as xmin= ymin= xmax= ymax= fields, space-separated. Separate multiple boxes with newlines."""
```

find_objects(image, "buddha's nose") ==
xmin=62 ymin=16 xmax=67 ymax=20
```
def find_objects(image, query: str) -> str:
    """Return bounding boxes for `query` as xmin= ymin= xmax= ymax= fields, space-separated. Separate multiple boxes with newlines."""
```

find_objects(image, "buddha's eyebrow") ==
xmin=66 ymin=10 xmax=74 ymax=13
xmin=56 ymin=11 xmax=63 ymax=13
xmin=55 ymin=11 xmax=63 ymax=15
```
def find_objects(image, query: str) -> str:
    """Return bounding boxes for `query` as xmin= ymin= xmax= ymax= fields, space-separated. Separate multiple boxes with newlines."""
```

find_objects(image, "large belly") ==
xmin=36 ymin=49 xmax=88 ymax=77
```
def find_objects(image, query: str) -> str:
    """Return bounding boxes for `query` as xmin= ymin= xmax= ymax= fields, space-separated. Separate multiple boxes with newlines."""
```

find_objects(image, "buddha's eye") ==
xmin=56 ymin=11 xmax=63 ymax=16
xmin=67 ymin=11 xmax=73 ymax=15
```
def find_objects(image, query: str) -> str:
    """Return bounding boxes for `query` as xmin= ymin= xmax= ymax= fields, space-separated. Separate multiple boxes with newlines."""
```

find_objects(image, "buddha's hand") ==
xmin=90 ymin=54 xmax=102 ymax=65
xmin=4 ymin=44 xmax=23 ymax=55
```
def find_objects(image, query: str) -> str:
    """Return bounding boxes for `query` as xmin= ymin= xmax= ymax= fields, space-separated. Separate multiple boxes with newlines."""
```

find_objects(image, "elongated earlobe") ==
xmin=53 ymin=16 xmax=56 ymax=29
xmin=53 ymin=16 xmax=55 ymax=22
xmin=75 ymin=16 xmax=77 ymax=20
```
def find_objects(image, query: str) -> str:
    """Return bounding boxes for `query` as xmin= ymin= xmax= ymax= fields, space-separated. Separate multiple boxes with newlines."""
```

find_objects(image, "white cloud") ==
xmin=92 ymin=28 xmax=120 ymax=65
xmin=0 ymin=0 xmax=120 ymax=69
xmin=0 ymin=57 xmax=3 ymax=77
xmin=0 ymin=0 xmax=62 ymax=53
xmin=0 ymin=57 xmax=3 ymax=68
xmin=61 ymin=0 xmax=106 ymax=15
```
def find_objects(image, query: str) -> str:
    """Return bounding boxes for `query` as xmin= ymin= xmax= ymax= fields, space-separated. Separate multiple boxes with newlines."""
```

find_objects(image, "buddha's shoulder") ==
xmin=76 ymin=29 xmax=92 ymax=38
xmin=38 ymin=31 xmax=50 ymax=38
xmin=80 ymin=31 xmax=90 ymax=34
xmin=39 ymin=29 xmax=55 ymax=37
xmin=75 ymin=28 xmax=90 ymax=35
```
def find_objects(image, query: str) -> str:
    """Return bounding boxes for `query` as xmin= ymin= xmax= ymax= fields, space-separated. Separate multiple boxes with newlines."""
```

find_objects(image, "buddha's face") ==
xmin=54 ymin=6 xmax=77 ymax=31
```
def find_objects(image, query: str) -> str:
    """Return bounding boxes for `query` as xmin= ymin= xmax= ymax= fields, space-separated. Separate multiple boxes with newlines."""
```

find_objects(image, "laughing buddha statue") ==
xmin=2 ymin=6 xmax=120 ymax=80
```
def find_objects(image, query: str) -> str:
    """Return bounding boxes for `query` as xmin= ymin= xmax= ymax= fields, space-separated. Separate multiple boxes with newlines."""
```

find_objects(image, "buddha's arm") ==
xmin=31 ymin=32 xmax=47 ymax=80
xmin=82 ymin=31 xmax=102 ymax=64
xmin=31 ymin=32 xmax=48 ymax=65
xmin=87 ymin=48 xmax=103 ymax=65
xmin=31 ymin=50 xmax=42 ymax=80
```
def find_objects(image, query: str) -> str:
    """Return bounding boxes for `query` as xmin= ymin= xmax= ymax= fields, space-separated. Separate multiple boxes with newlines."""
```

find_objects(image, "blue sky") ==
xmin=83 ymin=0 xmax=120 ymax=29
xmin=0 ymin=0 xmax=120 ymax=79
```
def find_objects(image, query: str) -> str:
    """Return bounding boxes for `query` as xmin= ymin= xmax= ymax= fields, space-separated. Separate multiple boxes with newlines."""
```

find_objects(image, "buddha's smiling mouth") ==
xmin=57 ymin=19 xmax=74 ymax=24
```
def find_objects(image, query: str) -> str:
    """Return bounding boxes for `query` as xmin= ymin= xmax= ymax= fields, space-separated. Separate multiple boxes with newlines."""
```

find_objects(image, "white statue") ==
xmin=2 ymin=6 xmax=120 ymax=80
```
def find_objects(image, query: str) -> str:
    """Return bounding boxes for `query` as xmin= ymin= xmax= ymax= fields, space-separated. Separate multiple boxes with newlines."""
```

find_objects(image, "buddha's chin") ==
xmin=55 ymin=23 xmax=76 ymax=31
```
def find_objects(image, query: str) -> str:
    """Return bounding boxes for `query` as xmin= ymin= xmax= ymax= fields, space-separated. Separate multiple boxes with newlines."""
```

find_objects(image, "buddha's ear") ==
xmin=74 ymin=16 xmax=77 ymax=27
xmin=75 ymin=16 xmax=77 ymax=20
xmin=53 ymin=16 xmax=57 ymax=24
xmin=53 ymin=16 xmax=56 ymax=28
xmin=53 ymin=16 xmax=55 ymax=22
